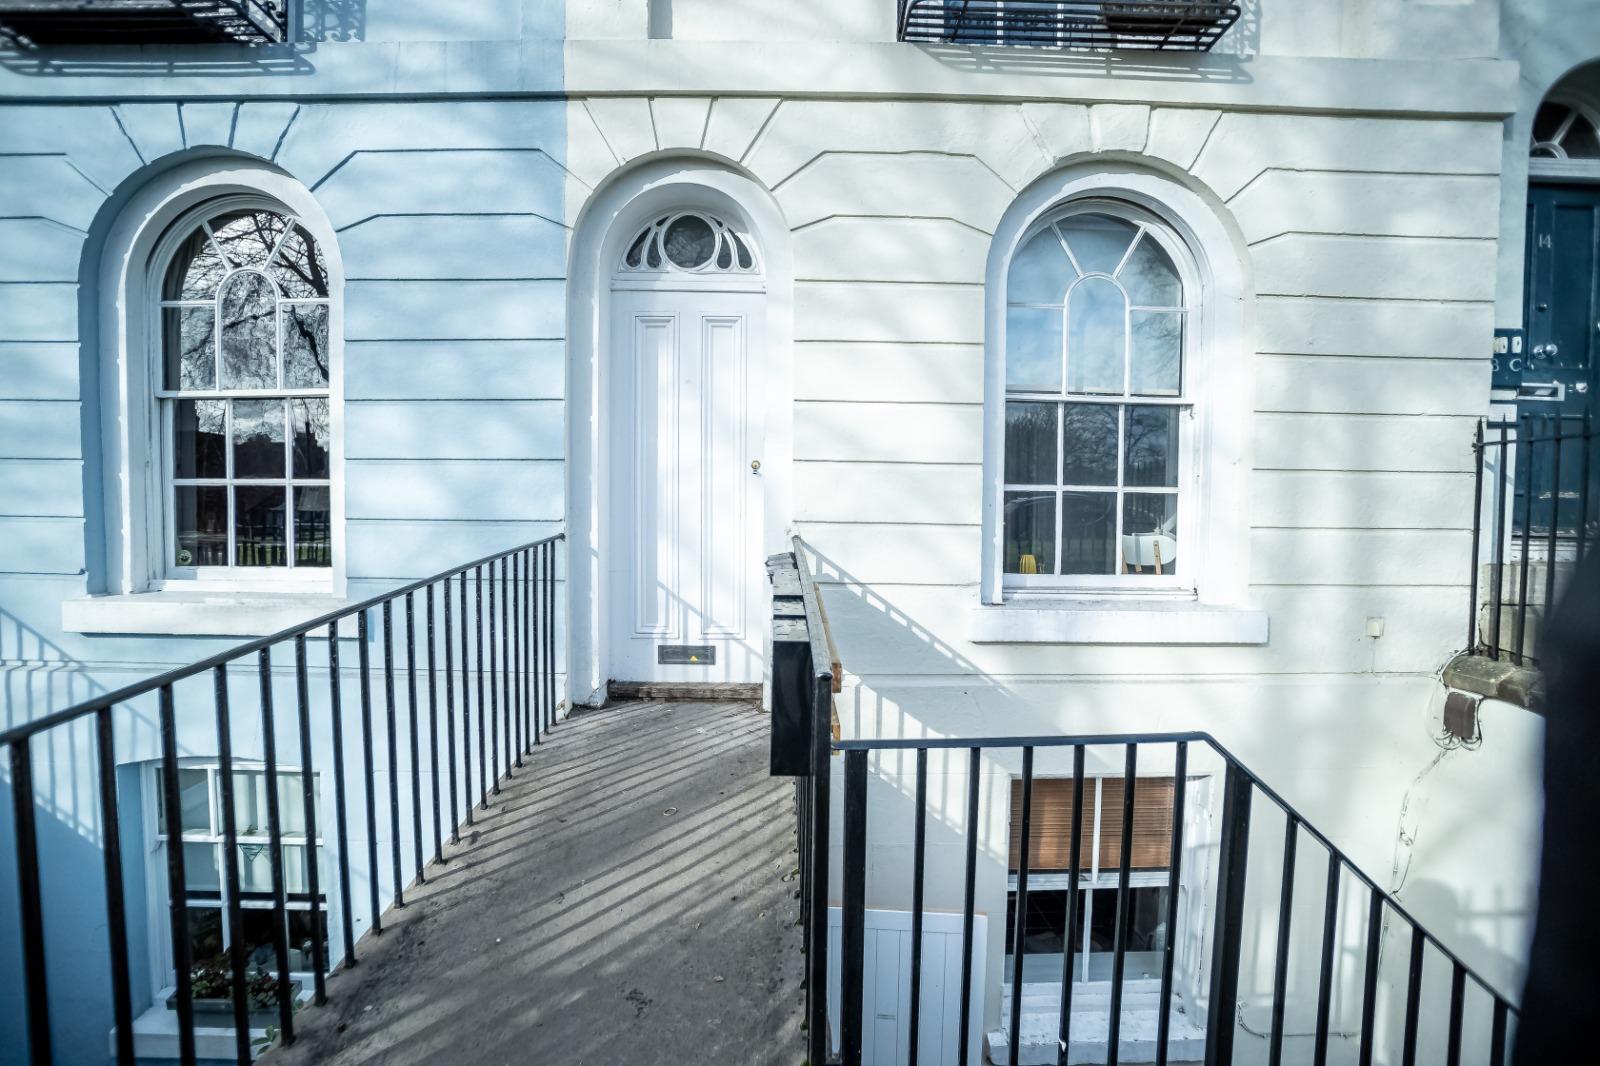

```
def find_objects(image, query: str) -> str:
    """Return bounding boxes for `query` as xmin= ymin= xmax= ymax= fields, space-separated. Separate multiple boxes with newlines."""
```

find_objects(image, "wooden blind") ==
xmin=1008 ymin=777 xmax=1095 ymax=873
xmin=1097 ymin=777 xmax=1176 ymax=871
xmin=1008 ymin=777 xmax=1175 ymax=873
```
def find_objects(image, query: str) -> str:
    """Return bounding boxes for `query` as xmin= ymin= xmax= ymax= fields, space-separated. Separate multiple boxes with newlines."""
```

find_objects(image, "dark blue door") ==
xmin=1503 ymin=183 xmax=1600 ymax=539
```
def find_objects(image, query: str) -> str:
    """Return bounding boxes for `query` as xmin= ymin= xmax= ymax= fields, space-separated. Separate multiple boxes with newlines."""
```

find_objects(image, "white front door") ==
xmin=607 ymin=287 xmax=766 ymax=684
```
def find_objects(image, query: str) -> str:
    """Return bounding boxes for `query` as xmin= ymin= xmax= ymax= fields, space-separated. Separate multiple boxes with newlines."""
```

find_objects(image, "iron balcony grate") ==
xmin=0 ymin=0 xmax=288 ymax=46
xmin=899 ymin=0 xmax=1241 ymax=52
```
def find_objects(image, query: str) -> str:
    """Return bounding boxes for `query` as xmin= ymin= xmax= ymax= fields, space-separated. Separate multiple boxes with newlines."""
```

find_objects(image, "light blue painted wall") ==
xmin=0 ymin=5 xmax=572 ymax=1062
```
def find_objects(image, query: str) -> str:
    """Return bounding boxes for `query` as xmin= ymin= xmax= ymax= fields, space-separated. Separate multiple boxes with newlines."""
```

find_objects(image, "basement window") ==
xmin=1006 ymin=775 xmax=1176 ymax=983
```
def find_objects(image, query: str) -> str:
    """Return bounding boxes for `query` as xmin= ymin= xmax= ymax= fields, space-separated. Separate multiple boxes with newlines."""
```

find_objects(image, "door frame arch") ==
xmin=566 ymin=158 xmax=795 ymax=706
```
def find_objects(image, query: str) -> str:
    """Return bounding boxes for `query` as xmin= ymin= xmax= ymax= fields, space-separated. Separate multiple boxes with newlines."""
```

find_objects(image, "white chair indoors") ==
xmin=1122 ymin=531 xmax=1178 ymax=575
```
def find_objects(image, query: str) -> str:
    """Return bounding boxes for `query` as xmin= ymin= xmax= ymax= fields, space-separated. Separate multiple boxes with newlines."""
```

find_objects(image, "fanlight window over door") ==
xmin=1002 ymin=206 xmax=1192 ymax=588
xmin=1530 ymin=101 xmax=1600 ymax=160
xmin=158 ymin=206 xmax=333 ymax=577
xmin=618 ymin=212 xmax=759 ymax=275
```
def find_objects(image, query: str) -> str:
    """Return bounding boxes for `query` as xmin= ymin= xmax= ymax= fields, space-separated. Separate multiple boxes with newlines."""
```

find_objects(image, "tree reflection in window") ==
xmin=159 ymin=206 xmax=333 ymax=573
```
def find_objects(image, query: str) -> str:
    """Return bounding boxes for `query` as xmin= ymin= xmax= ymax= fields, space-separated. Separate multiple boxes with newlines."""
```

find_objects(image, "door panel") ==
xmin=1514 ymin=184 xmax=1600 ymax=414
xmin=700 ymin=315 xmax=749 ymax=638
xmin=630 ymin=314 xmax=678 ymax=638
xmin=1507 ymin=183 xmax=1600 ymax=540
xmin=608 ymin=290 xmax=765 ymax=684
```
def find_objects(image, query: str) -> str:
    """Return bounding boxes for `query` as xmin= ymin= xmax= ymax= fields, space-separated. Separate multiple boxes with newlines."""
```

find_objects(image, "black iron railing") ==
xmin=785 ymin=551 xmax=1520 ymax=1066
xmin=0 ymin=1 xmax=289 ymax=46
xmin=3 ymin=534 xmax=562 ymax=1065
xmin=897 ymin=0 xmax=1241 ymax=52
xmin=1469 ymin=414 xmax=1596 ymax=665
xmin=784 ymin=539 xmax=838 ymax=1066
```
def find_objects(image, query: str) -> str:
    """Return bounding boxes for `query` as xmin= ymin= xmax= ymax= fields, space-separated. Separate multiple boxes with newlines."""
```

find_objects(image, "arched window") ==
xmin=1000 ymin=203 xmax=1193 ymax=589
xmin=1530 ymin=100 xmax=1600 ymax=160
xmin=617 ymin=211 xmax=759 ymax=275
xmin=156 ymin=203 xmax=334 ymax=578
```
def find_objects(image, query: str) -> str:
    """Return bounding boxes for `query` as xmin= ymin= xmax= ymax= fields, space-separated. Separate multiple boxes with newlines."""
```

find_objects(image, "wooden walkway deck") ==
xmin=264 ymin=699 xmax=805 ymax=1065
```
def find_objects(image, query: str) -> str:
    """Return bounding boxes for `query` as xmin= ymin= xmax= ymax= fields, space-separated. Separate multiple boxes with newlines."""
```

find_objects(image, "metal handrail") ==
xmin=789 ymin=536 xmax=836 ymax=1066
xmin=833 ymin=728 xmax=1519 ymax=1009
xmin=796 ymin=682 xmax=1520 ymax=1064
xmin=6 ymin=533 xmax=563 ymax=1065
xmin=818 ymin=728 xmax=1520 ymax=1066
xmin=0 ymin=536 xmax=561 ymax=745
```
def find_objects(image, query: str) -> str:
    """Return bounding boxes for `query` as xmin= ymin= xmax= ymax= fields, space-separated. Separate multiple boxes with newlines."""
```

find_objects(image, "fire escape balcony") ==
xmin=897 ymin=0 xmax=1241 ymax=52
xmin=0 ymin=0 xmax=288 ymax=46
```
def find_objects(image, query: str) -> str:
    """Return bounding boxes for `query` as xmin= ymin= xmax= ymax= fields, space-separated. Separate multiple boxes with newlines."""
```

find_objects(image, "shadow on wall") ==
xmin=0 ymin=609 xmax=144 ymax=1066
xmin=1 ymin=605 xmax=105 ymax=735
xmin=0 ymin=1 xmax=371 ymax=78
xmin=302 ymin=0 xmax=368 ymax=42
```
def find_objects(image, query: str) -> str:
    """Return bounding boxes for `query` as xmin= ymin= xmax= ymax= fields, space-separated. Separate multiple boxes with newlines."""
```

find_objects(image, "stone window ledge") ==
xmin=968 ymin=600 xmax=1269 ymax=645
xmin=63 ymin=592 xmax=353 ymax=638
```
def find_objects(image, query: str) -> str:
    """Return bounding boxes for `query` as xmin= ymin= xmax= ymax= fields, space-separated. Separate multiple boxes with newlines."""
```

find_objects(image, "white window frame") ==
xmin=1005 ymin=775 xmax=1176 ymax=986
xmin=95 ymin=161 xmax=346 ymax=600
xmin=152 ymin=198 xmax=335 ymax=591
xmin=141 ymin=761 xmax=326 ymax=1011
xmin=1001 ymin=200 xmax=1198 ymax=595
xmin=1528 ymin=95 xmax=1600 ymax=184
xmin=981 ymin=166 xmax=1251 ymax=611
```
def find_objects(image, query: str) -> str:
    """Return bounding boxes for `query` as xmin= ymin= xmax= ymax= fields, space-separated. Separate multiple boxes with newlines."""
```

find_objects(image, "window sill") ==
xmin=968 ymin=599 xmax=1268 ymax=645
xmin=122 ymin=999 xmax=267 ymax=1062
xmin=63 ymin=591 xmax=353 ymax=637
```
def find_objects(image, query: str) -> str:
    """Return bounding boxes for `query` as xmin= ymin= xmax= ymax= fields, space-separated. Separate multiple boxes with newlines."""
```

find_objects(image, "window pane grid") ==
xmin=1003 ymin=208 xmax=1190 ymax=583
xmin=1004 ymin=401 xmax=1184 ymax=576
xmin=155 ymin=764 xmax=328 ymax=977
xmin=166 ymin=393 xmax=330 ymax=572
xmin=162 ymin=206 xmax=332 ymax=576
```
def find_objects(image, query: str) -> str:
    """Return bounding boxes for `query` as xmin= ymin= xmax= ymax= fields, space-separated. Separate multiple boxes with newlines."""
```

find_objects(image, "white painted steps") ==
xmin=986 ymin=981 xmax=1205 ymax=1065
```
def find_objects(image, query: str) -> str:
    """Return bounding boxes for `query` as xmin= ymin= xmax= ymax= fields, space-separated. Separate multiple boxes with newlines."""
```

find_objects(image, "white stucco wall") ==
xmin=568 ymin=0 xmax=1505 ymax=58
xmin=546 ymin=18 xmax=1550 ymax=1045
xmin=0 ymin=3 xmax=1581 ymax=1061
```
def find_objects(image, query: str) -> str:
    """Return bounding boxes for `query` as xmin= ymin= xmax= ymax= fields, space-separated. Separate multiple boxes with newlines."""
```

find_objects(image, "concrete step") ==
xmin=986 ymin=983 xmax=1204 ymax=1066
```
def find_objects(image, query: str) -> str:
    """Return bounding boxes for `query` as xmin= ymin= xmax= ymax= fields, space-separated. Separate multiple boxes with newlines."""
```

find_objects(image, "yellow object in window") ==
xmin=1018 ymin=554 xmax=1039 ymax=575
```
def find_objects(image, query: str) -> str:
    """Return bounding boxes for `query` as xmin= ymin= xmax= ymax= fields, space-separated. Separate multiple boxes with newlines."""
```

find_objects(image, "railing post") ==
xmin=327 ymin=623 xmax=358 ymax=967
xmin=908 ymin=747 xmax=928 ymax=1066
xmin=806 ymin=669 xmax=832 ymax=1066
xmin=1489 ymin=418 xmax=1509 ymax=660
xmin=157 ymin=686 xmax=198 ymax=1066
xmin=427 ymin=583 xmax=443 ymax=864
xmin=958 ymin=746 xmax=981 ymax=1066
xmin=257 ymin=647 xmax=296 ymax=1043
xmin=1108 ymin=744 xmax=1138 ymax=1066
xmin=1514 ymin=413 xmax=1535 ymax=663
xmin=1008 ymin=747 xmax=1034 ymax=1066
xmin=293 ymin=636 xmax=329 ymax=1005
xmin=95 ymin=706 xmax=137 ymax=1066
xmin=382 ymin=602 xmax=405 ymax=907
xmin=1204 ymin=761 xmax=1252 ymax=1066
xmin=212 ymin=665 xmax=254 ymax=1064
xmin=840 ymin=749 xmax=869 ymax=1066
xmin=1469 ymin=418 xmax=1485 ymax=653
xmin=1156 ymin=741 xmax=1188 ymax=1066
xmin=10 ymin=738 xmax=52 ymax=1066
